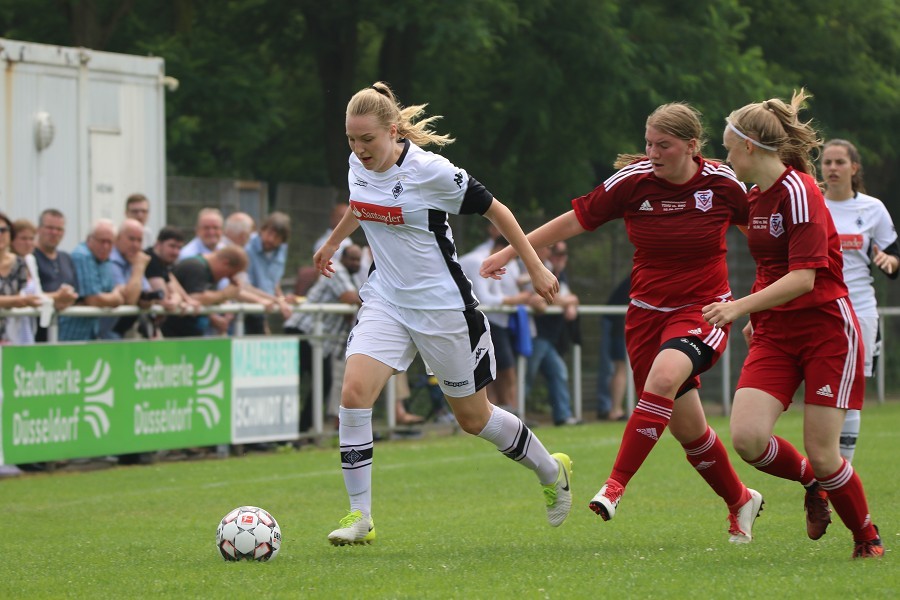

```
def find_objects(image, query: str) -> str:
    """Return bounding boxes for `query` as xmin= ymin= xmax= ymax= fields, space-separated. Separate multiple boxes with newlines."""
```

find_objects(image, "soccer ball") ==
xmin=216 ymin=506 xmax=282 ymax=562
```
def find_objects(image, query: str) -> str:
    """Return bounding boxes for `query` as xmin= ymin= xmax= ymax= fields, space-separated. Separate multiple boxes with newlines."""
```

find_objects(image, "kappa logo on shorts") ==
xmin=816 ymin=384 xmax=834 ymax=398
xmin=351 ymin=200 xmax=404 ymax=225
xmin=474 ymin=347 xmax=486 ymax=362
xmin=443 ymin=379 xmax=470 ymax=388
xmin=694 ymin=189 xmax=713 ymax=212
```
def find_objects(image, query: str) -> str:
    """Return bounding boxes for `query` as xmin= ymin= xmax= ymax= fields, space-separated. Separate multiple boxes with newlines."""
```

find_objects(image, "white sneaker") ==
xmin=543 ymin=453 xmax=573 ymax=526
xmin=328 ymin=510 xmax=376 ymax=546
xmin=589 ymin=480 xmax=625 ymax=521
xmin=728 ymin=488 xmax=763 ymax=544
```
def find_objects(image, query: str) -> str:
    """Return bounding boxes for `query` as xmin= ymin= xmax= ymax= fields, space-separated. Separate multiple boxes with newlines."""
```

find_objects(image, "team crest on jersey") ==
xmin=769 ymin=213 xmax=785 ymax=237
xmin=694 ymin=190 xmax=713 ymax=212
xmin=351 ymin=200 xmax=404 ymax=225
xmin=392 ymin=181 xmax=404 ymax=198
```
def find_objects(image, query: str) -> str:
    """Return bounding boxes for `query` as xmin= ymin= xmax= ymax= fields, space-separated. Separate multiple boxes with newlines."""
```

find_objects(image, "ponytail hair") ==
xmin=347 ymin=81 xmax=455 ymax=148
xmin=727 ymin=88 xmax=821 ymax=176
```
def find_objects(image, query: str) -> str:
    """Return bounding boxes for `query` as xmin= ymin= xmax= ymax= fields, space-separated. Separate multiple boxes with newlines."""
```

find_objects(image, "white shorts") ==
xmin=857 ymin=315 xmax=879 ymax=377
xmin=346 ymin=287 xmax=496 ymax=397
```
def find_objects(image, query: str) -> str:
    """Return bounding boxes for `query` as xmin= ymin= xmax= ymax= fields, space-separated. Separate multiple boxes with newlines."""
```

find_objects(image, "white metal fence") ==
xmin=2 ymin=302 xmax=894 ymax=435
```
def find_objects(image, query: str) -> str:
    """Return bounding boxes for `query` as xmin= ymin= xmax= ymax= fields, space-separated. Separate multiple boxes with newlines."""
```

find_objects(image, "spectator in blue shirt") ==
xmin=244 ymin=212 xmax=293 ymax=334
xmin=59 ymin=219 xmax=125 ymax=341
xmin=101 ymin=219 xmax=153 ymax=339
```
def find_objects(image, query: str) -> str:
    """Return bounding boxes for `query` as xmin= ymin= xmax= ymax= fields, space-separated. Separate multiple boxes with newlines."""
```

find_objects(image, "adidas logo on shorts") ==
xmin=816 ymin=385 xmax=834 ymax=398
xmin=636 ymin=427 xmax=659 ymax=440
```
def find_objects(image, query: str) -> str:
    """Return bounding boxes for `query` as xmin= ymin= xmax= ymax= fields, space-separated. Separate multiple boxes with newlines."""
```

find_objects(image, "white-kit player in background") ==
xmin=314 ymin=81 xmax=573 ymax=546
xmin=822 ymin=138 xmax=899 ymax=462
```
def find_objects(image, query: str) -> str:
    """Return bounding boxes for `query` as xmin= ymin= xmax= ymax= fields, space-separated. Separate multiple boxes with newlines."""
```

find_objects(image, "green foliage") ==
xmin=1 ymin=0 xmax=898 ymax=214
xmin=1 ymin=402 xmax=898 ymax=598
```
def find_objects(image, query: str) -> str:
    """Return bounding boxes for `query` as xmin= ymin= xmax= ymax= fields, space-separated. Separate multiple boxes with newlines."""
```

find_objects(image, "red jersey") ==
xmin=746 ymin=167 xmax=848 ymax=311
xmin=572 ymin=157 xmax=748 ymax=308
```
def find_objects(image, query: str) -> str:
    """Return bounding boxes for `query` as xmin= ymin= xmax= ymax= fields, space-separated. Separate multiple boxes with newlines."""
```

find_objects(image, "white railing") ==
xmin=1 ymin=302 xmax=894 ymax=434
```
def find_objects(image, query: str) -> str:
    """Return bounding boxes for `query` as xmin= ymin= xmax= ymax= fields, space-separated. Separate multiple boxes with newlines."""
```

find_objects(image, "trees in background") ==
xmin=1 ymin=0 xmax=898 ymax=215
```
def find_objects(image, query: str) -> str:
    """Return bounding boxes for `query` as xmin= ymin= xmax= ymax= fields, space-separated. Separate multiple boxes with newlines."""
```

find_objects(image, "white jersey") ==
xmin=825 ymin=192 xmax=898 ymax=317
xmin=348 ymin=139 xmax=493 ymax=310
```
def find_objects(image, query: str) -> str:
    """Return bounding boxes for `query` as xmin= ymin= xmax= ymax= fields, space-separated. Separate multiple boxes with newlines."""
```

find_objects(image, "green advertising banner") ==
xmin=0 ymin=339 xmax=231 ymax=464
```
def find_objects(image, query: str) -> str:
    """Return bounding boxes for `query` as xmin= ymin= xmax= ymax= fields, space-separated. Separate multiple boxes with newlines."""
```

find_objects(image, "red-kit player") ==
xmin=703 ymin=89 xmax=883 ymax=559
xmin=482 ymin=103 xmax=763 ymax=544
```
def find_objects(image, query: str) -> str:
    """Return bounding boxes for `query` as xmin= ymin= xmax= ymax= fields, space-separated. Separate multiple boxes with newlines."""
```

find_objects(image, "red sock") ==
xmin=609 ymin=391 xmax=673 ymax=487
xmin=818 ymin=459 xmax=878 ymax=542
xmin=683 ymin=426 xmax=746 ymax=508
xmin=747 ymin=436 xmax=815 ymax=486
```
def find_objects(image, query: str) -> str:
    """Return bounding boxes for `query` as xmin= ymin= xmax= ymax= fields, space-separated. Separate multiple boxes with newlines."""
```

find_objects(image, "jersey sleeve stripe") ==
xmin=603 ymin=160 xmax=653 ymax=191
xmin=783 ymin=171 xmax=809 ymax=224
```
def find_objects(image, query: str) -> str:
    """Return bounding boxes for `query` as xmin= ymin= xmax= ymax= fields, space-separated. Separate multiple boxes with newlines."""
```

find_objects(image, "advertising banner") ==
xmin=0 ymin=340 xmax=231 ymax=464
xmin=231 ymin=337 xmax=300 ymax=443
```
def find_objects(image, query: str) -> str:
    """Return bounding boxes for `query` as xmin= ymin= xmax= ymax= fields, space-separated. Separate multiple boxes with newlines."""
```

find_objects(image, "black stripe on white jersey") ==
xmin=428 ymin=209 xmax=479 ymax=310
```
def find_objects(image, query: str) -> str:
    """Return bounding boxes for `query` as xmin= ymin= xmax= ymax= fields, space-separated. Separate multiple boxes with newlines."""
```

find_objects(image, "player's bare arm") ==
xmin=314 ymin=209 xmax=360 ymax=278
xmin=702 ymin=268 xmax=816 ymax=327
xmin=482 ymin=199 xmax=559 ymax=303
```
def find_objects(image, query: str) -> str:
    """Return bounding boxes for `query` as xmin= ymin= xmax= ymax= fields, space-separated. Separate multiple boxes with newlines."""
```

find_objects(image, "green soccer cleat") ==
xmin=328 ymin=510 xmax=376 ymax=546
xmin=544 ymin=453 xmax=573 ymax=527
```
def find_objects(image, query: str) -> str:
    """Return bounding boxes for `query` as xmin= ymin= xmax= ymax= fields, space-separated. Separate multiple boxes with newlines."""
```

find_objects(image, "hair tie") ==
xmin=727 ymin=121 xmax=778 ymax=152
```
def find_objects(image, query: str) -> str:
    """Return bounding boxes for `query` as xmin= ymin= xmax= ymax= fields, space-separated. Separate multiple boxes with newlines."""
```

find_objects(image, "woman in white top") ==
xmin=822 ymin=139 xmax=899 ymax=462
xmin=314 ymin=82 xmax=572 ymax=546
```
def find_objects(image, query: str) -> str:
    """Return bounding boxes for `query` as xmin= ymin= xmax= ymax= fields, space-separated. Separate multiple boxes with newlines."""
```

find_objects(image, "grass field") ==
xmin=2 ymin=401 xmax=897 ymax=599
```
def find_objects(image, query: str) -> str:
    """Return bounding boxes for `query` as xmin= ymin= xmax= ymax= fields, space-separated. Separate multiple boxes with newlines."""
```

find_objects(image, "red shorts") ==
xmin=625 ymin=303 xmax=730 ymax=397
xmin=737 ymin=296 xmax=864 ymax=410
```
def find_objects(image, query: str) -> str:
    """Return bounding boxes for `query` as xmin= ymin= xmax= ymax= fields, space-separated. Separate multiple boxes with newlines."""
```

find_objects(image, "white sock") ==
xmin=477 ymin=405 xmax=558 ymax=484
xmin=338 ymin=406 xmax=373 ymax=516
xmin=840 ymin=409 xmax=860 ymax=463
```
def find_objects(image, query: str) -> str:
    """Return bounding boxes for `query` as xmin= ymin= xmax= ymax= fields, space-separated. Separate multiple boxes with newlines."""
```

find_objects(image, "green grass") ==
xmin=2 ymin=402 xmax=898 ymax=599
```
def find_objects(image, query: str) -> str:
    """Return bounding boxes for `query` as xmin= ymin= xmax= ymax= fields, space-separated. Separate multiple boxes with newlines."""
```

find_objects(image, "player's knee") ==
xmin=730 ymin=424 xmax=766 ymax=461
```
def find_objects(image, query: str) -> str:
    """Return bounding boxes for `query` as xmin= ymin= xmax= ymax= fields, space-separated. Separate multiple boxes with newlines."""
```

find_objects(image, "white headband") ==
xmin=727 ymin=122 xmax=778 ymax=152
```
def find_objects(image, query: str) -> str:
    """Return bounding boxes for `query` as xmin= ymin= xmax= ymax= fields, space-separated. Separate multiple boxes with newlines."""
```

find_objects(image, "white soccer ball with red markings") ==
xmin=216 ymin=506 xmax=282 ymax=562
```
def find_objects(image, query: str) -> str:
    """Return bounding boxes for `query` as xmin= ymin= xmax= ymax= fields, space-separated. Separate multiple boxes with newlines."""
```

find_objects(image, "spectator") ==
xmin=525 ymin=242 xmax=579 ymax=426
xmin=162 ymin=246 xmax=248 ymax=338
xmin=0 ymin=213 xmax=42 ymax=341
xmin=179 ymin=208 xmax=225 ymax=260
xmin=223 ymin=211 xmax=256 ymax=248
xmin=59 ymin=219 xmax=125 ymax=342
xmin=32 ymin=209 xmax=78 ymax=341
xmin=102 ymin=219 xmax=154 ymax=340
xmin=597 ymin=275 xmax=630 ymax=421
xmin=8 ymin=219 xmax=44 ymax=344
xmin=244 ymin=211 xmax=293 ymax=335
xmin=284 ymin=243 xmax=362 ymax=434
xmin=125 ymin=193 xmax=155 ymax=247
xmin=144 ymin=226 xmax=197 ymax=335
xmin=313 ymin=203 xmax=351 ymax=259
